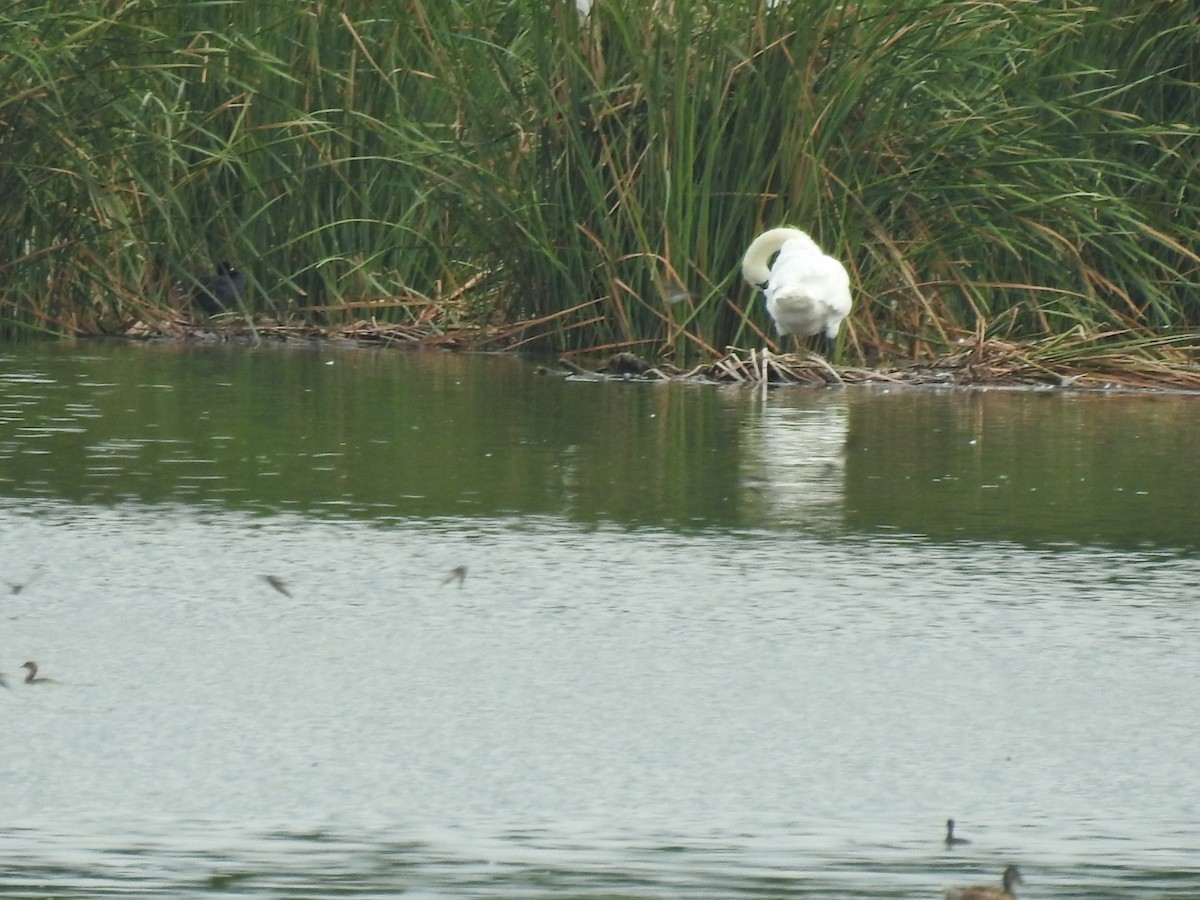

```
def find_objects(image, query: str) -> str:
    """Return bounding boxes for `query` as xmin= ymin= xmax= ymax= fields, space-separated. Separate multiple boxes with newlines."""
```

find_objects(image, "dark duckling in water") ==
xmin=193 ymin=261 xmax=247 ymax=315
xmin=945 ymin=818 xmax=970 ymax=847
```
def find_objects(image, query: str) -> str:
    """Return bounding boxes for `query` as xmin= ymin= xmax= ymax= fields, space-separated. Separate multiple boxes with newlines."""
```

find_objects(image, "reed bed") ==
xmin=2 ymin=0 xmax=1198 ymax=382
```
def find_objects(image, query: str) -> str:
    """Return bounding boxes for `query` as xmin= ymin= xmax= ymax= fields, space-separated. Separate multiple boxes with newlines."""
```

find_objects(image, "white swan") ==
xmin=944 ymin=865 xmax=1023 ymax=900
xmin=741 ymin=227 xmax=852 ymax=357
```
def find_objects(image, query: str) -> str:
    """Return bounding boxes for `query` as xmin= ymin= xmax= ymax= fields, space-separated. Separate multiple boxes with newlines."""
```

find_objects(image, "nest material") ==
xmin=125 ymin=312 xmax=1200 ymax=392
xmin=557 ymin=336 xmax=1200 ymax=392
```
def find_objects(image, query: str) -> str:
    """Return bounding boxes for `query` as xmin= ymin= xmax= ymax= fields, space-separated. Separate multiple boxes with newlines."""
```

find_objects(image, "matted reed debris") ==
xmin=557 ymin=330 xmax=1200 ymax=392
xmin=127 ymin=313 xmax=1200 ymax=392
xmin=127 ymin=312 xmax=513 ymax=351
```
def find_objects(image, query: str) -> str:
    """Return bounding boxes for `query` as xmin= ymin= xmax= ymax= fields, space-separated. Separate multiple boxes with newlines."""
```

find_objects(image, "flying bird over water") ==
xmin=741 ymin=226 xmax=852 ymax=359
xmin=261 ymin=574 xmax=292 ymax=597
xmin=440 ymin=565 xmax=468 ymax=588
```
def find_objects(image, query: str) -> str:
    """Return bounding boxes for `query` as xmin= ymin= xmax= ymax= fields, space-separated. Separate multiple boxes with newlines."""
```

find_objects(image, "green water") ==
xmin=844 ymin=388 xmax=1200 ymax=548
xmin=2 ymin=342 xmax=742 ymax=526
xmin=3 ymin=341 xmax=1199 ymax=547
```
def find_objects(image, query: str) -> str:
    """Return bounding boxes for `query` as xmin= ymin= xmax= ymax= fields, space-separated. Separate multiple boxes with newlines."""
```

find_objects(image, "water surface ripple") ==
xmin=1 ymin=344 xmax=1198 ymax=897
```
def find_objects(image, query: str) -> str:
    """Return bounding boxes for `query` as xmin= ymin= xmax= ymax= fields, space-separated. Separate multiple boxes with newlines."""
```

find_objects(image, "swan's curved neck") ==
xmin=741 ymin=227 xmax=815 ymax=288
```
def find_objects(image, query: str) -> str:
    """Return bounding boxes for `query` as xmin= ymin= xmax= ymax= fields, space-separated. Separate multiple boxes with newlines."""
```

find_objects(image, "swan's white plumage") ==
xmin=741 ymin=227 xmax=852 ymax=343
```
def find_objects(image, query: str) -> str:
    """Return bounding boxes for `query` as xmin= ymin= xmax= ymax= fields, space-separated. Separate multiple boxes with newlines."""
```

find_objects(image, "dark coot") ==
xmin=193 ymin=261 xmax=247 ymax=314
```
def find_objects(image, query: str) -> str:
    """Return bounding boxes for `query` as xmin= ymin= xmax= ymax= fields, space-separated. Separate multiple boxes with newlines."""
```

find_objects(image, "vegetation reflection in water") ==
xmin=2 ymin=343 xmax=1200 ymax=549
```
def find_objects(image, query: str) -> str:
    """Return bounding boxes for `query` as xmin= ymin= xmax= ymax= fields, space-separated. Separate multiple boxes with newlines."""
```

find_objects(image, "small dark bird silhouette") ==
xmin=440 ymin=565 xmax=467 ymax=588
xmin=945 ymin=818 xmax=970 ymax=847
xmin=261 ymin=575 xmax=292 ymax=597
xmin=193 ymin=261 xmax=247 ymax=315
xmin=5 ymin=566 xmax=43 ymax=594
xmin=21 ymin=661 xmax=58 ymax=684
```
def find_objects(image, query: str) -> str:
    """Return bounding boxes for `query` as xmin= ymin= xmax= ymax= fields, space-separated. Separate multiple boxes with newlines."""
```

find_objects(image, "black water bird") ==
xmin=21 ymin=661 xmax=58 ymax=684
xmin=192 ymin=261 xmax=247 ymax=315
xmin=945 ymin=818 xmax=970 ymax=847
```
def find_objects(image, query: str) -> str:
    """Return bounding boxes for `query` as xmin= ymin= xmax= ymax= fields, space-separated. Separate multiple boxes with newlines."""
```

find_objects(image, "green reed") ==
xmin=1 ymin=0 xmax=1197 ymax=364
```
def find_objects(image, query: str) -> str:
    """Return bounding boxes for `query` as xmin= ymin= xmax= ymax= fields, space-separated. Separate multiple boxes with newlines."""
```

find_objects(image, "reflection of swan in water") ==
xmin=944 ymin=866 xmax=1023 ymax=900
xmin=740 ymin=395 xmax=848 ymax=526
xmin=22 ymin=661 xmax=58 ymax=684
xmin=0 ymin=669 xmax=8 ymax=689
xmin=945 ymin=818 xmax=970 ymax=846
